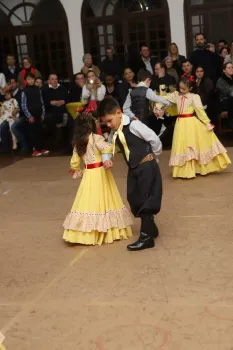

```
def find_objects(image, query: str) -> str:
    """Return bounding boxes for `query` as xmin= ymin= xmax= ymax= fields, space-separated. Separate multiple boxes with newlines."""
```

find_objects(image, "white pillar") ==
xmin=167 ymin=0 xmax=187 ymax=56
xmin=60 ymin=0 xmax=84 ymax=73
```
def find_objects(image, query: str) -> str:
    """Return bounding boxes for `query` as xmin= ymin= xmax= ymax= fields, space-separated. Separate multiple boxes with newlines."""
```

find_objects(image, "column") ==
xmin=167 ymin=0 xmax=187 ymax=56
xmin=60 ymin=0 xmax=84 ymax=73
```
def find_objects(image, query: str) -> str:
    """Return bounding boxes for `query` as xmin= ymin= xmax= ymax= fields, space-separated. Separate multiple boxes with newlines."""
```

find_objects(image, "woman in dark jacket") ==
xmin=216 ymin=62 xmax=233 ymax=128
xmin=117 ymin=67 xmax=137 ymax=108
xmin=194 ymin=66 xmax=217 ymax=123
xmin=194 ymin=66 xmax=214 ymax=108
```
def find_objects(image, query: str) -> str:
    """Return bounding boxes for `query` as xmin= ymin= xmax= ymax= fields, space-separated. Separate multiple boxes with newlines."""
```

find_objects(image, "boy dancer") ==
xmin=123 ymin=68 xmax=170 ymax=126
xmin=98 ymin=98 xmax=162 ymax=251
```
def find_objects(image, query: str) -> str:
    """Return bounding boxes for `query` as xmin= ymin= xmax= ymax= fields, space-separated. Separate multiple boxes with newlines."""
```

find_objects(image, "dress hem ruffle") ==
xmin=169 ymin=141 xmax=227 ymax=167
xmin=63 ymin=226 xmax=133 ymax=245
xmin=63 ymin=206 xmax=133 ymax=233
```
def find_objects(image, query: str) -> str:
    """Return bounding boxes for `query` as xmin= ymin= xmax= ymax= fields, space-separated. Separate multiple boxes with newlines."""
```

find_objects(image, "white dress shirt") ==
xmin=142 ymin=57 xmax=153 ymax=75
xmin=123 ymin=82 xmax=170 ymax=119
xmin=103 ymin=114 xmax=162 ymax=162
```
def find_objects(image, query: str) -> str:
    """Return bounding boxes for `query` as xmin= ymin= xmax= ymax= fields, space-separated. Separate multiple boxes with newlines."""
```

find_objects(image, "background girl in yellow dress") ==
xmin=157 ymin=76 xmax=231 ymax=179
xmin=63 ymin=108 xmax=132 ymax=245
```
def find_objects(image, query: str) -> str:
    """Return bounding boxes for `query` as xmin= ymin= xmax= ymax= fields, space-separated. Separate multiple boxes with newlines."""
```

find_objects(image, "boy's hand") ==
xmin=103 ymin=160 xmax=113 ymax=170
xmin=41 ymin=116 xmax=45 ymax=121
xmin=28 ymin=117 xmax=35 ymax=123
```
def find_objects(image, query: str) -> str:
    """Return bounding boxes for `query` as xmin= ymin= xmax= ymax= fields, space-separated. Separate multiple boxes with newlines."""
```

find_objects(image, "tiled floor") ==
xmin=0 ymin=151 xmax=233 ymax=349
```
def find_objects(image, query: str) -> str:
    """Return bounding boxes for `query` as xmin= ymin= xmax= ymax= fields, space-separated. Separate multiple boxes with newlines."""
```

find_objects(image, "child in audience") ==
xmin=21 ymin=73 xmax=49 ymax=157
xmin=0 ymin=91 xmax=19 ymax=149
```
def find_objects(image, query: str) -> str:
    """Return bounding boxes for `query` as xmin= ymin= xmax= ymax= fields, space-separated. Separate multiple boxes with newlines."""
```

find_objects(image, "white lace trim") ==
xmin=169 ymin=141 xmax=227 ymax=167
xmin=63 ymin=206 xmax=133 ymax=233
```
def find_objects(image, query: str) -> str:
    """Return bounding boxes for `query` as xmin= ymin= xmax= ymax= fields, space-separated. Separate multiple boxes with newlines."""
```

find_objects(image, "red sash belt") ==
xmin=84 ymin=162 xmax=103 ymax=169
xmin=178 ymin=113 xmax=194 ymax=118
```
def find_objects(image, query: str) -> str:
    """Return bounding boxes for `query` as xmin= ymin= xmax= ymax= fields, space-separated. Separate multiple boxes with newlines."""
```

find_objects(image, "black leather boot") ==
xmin=141 ymin=215 xmax=159 ymax=238
xmin=127 ymin=231 xmax=155 ymax=251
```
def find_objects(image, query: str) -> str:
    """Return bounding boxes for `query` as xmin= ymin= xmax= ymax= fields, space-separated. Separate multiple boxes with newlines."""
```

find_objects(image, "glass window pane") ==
xmin=99 ymin=36 xmax=105 ymax=45
xmin=98 ymin=26 xmax=104 ymax=35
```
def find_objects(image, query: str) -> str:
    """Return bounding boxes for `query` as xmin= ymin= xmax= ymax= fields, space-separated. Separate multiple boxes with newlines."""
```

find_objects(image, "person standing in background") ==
xmin=3 ymin=54 xmax=20 ymax=81
xmin=168 ymin=43 xmax=186 ymax=75
xmin=81 ymin=54 xmax=100 ymax=77
xmin=18 ymin=57 xmax=42 ymax=88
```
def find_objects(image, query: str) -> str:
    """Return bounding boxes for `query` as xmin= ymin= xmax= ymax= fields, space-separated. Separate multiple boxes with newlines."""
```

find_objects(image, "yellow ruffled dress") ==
xmin=63 ymin=133 xmax=133 ymax=245
xmin=165 ymin=92 xmax=231 ymax=179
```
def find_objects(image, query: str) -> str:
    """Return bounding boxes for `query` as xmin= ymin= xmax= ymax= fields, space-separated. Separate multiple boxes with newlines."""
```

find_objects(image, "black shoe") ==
xmin=127 ymin=232 xmax=155 ymax=251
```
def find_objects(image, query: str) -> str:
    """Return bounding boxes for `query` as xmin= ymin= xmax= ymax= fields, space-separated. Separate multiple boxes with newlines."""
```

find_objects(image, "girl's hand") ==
xmin=28 ymin=117 xmax=35 ymax=124
xmin=103 ymin=160 xmax=113 ymax=170
xmin=207 ymin=123 xmax=215 ymax=131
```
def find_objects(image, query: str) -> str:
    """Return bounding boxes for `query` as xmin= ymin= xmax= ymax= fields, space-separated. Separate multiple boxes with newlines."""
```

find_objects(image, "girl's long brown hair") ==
xmin=72 ymin=111 xmax=97 ymax=157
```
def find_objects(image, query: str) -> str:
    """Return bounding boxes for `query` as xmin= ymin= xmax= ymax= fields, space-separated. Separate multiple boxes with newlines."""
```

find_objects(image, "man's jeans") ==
xmin=0 ymin=120 xmax=9 ymax=151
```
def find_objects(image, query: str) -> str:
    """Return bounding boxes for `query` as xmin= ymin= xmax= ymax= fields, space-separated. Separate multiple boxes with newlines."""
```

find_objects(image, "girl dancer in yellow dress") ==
xmin=157 ymin=76 xmax=231 ymax=178
xmin=63 ymin=107 xmax=132 ymax=245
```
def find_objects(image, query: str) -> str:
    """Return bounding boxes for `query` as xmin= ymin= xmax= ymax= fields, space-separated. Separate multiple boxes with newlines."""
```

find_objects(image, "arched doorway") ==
xmin=185 ymin=0 xmax=233 ymax=53
xmin=82 ymin=0 xmax=171 ymax=65
xmin=0 ymin=0 xmax=72 ymax=80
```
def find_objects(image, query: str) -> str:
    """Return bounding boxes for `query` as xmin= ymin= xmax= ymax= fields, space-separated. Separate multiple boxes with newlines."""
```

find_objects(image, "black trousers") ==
xmin=28 ymin=118 xmax=44 ymax=151
xmin=127 ymin=160 xmax=162 ymax=237
xmin=127 ymin=160 xmax=162 ymax=218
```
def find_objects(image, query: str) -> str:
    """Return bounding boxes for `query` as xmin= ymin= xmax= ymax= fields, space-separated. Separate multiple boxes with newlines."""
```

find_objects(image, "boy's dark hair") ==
xmin=98 ymin=98 xmax=120 ymax=117
xmin=137 ymin=69 xmax=152 ymax=82
xmin=25 ymin=72 xmax=35 ymax=80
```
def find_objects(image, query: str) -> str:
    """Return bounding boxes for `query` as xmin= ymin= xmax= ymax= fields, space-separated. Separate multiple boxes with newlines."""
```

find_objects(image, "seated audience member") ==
xmin=8 ymin=78 xmax=28 ymax=153
xmin=82 ymin=70 xmax=106 ymax=108
xmin=207 ymin=42 xmax=216 ymax=53
xmin=181 ymin=59 xmax=194 ymax=78
xmin=0 ymin=72 xmax=6 ymax=101
xmin=220 ymin=46 xmax=230 ymax=65
xmin=0 ymin=90 xmax=19 ymax=150
xmin=68 ymin=72 xmax=85 ymax=102
xmin=100 ymin=47 xmax=122 ymax=80
xmin=35 ymin=77 xmax=44 ymax=89
xmin=164 ymin=56 xmax=179 ymax=82
xmin=218 ymin=39 xmax=228 ymax=52
xmin=18 ymin=56 xmax=42 ymax=88
xmin=194 ymin=66 xmax=214 ymax=109
xmin=224 ymin=41 xmax=233 ymax=65
xmin=81 ymin=54 xmax=100 ymax=77
xmin=151 ymin=61 xmax=176 ymax=93
xmin=21 ymin=73 xmax=48 ymax=156
xmin=216 ymin=62 xmax=233 ymax=128
xmin=168 ymin=43 xmax=186 ymax=75
xmin=43 ymin=74 xmax=69 ymax=146
xmin=43 ymin=74 xmax=68 ymax=123
xmin=117 ymin=67 xmax=137 ymax=108
xmin=104 ymin=73 xmax=119 ymax=100
xmin=3 ymin=54 xmax=20 ymax=81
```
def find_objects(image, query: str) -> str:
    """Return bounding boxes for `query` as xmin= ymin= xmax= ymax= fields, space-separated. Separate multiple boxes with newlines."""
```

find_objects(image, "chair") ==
xmin=218 ymin=111 xmax=232 ymax=135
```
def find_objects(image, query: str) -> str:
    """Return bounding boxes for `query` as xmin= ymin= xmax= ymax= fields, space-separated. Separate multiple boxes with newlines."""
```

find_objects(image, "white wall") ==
xmin=61 ymin=0 xmax=187 ymax=73
xmin=60 ymin=0 xmax=84 ymax=73
xmin=167 ymin=0 xmax=186 ymax=56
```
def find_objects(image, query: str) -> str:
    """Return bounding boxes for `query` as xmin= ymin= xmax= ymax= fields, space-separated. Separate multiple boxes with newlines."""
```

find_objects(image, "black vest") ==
xmin=23 ymin=85 xmax=42 ymax=117
xmin=116 ymin=122 xmax=152 ymax=169
xmin=130 ymin=86 xmax=149 ymax=123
